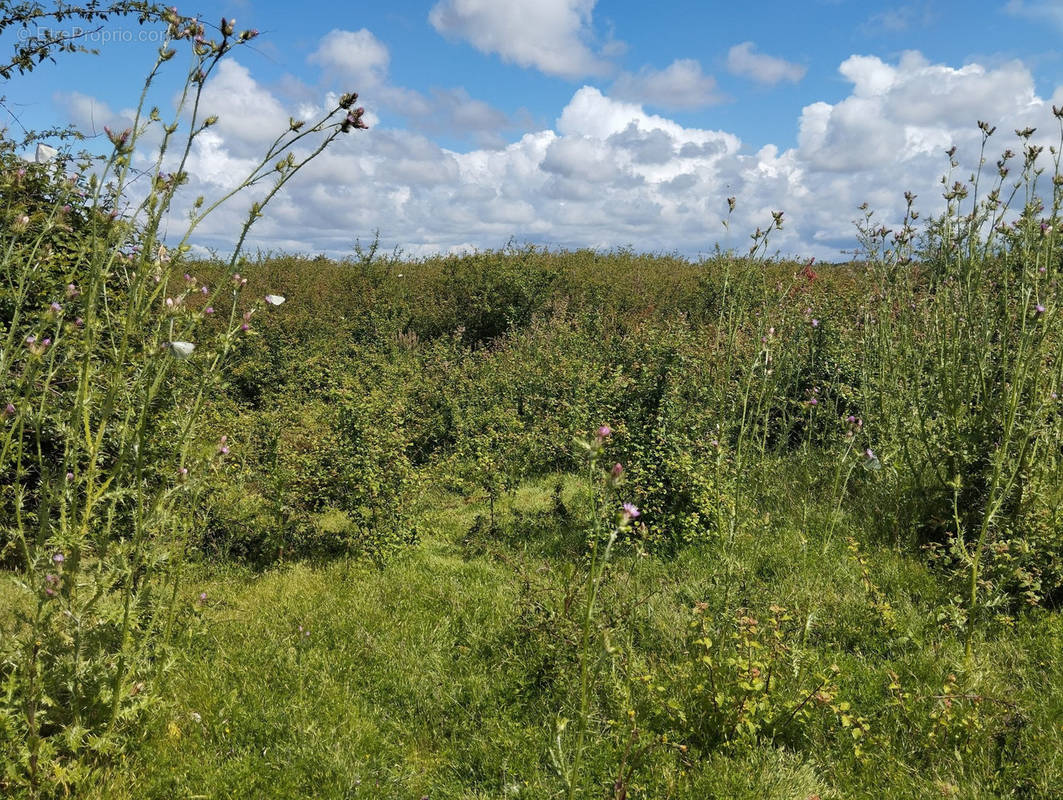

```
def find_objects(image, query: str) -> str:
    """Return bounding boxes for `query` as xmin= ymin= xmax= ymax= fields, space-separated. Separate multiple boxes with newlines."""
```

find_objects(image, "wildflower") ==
xmin=201 ymin=285 xmax=209 ymax=295
xmin=52 ymin=552 xmax=65 ymax=564
xmin=204 ymin=307 xmax=214 ymax=315
xmin=184 ymin=273 xmax=194 ymax=282
xmin=198 ymin=592 xmax=207 ymax=603
xmin=74 ymin=317 xmax=84 ymax=327
xmin=178 ymin=466 xmax=189 ymax=479
xmin=49 ymin=302 xmax=62 ymax=315
xmin=1035 ymin=303 xmax=1046 ymax=314
xmin=240 ymin=323 xmax=250 ymax=332
xmin=811 ymin=318 xmax=820 ymax=328
xmin=611 ymin=463 xmax=624 ymax=479
xmin=218 ymin=435 xmax=229 ymax=456
xmin=66 ymin=472 xmax=73 ymax=482
xmin=265 ymin=294 xmax=286 ymax=306
xmin=598 ymin=425 xmax=612 ymax=438
xmin=44 ymin=574 xmax=59 ymax=597
xmin=66 ymin=283 xmax=79 ymax=298
xmin=622 ymin=503 xmax=640 ymax=520
xmin=3 ymin=403 xmax=14 ymax=417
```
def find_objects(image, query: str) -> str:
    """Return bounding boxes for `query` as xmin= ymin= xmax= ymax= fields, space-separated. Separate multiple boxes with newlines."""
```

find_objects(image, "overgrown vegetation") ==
xmin=2 ymin=5 xmax=1063 ymax=798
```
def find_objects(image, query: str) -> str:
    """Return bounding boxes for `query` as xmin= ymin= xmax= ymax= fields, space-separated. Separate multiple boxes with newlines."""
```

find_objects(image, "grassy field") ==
xmin=71 ymin=474 xmax=1063 ymax=799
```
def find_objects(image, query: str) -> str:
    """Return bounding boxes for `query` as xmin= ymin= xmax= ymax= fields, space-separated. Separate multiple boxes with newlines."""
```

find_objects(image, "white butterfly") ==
xmin=168 ymin=341 xmax=196 ymax=359
xmin=265 ymin=294 xmax=286 ymax=306
xmin=861 ymin=449 xmax=882 ymax=471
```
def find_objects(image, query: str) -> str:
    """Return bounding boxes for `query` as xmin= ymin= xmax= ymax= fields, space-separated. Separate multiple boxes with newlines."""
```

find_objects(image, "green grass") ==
xmin=79 ymin=474 xmax=1063 ymax=799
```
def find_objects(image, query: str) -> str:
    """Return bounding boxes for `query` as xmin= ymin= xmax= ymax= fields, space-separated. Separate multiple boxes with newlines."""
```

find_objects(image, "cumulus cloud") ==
xmin=308 ymin=28 xmax=390 ymax=88
xmin=307 ymin=28 xmax=516 ymax=147
xmin=726 ymin=42 xmax=807 ymax=85
xmin=379 ymin=86 xmax=516 ymax=147
xmin=428 ymin=0 xmax=610 ymax=78
xmin=65 ymin=50 xmax=1063 ymax=263
xmin=611 ymin=59 xmax=725 ymax=110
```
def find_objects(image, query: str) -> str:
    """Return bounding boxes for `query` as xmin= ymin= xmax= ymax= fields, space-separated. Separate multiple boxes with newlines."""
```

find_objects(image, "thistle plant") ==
xmin=0 ymin=9 xmax=366 ymax=793
xmin=552 ymin=425 xmax=641 ymax=800
xmin=857 ymin=113 xmax=1063 ymax=652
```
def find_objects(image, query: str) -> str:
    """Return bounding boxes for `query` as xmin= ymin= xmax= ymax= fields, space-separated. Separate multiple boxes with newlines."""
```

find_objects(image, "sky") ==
xmin=3 ymin=0 xmax=1063 ymax=260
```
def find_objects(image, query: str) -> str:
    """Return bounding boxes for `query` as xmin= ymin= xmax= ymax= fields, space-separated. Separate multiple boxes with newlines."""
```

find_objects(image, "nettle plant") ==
xmin=0 ymin=9 xmax=366 ymax=793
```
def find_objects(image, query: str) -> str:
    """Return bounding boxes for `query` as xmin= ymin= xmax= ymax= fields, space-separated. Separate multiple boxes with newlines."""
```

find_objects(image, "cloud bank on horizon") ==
xmin=37 ymin=0 xmax=1063 ymax=260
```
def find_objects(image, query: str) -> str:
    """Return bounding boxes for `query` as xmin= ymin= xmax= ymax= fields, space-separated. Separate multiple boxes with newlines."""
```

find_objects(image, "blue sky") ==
xmin=4 ymin=0 xmax=1063 ymax=259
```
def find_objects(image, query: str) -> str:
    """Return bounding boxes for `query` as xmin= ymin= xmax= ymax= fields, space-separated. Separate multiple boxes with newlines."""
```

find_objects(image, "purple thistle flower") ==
xmin=811 ymin=318 xmax=820 ymax=328
xmin=52 ymin=552 xmax=64 ymax=564
xmin=50 ymin=301 xmax=62 ymax=314
xmin=598 ymin=425 xmax=612 ymax=438
xmin=1035 ymin=303 xmax=1046 ymax=314
xmin=622 ymin=502 xmax=640 ymax=520
xmin=3 ymin=403 xmax=14 ymax=417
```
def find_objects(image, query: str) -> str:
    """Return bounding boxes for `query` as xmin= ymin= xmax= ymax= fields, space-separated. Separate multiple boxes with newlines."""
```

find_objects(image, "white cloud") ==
xmin=308 ymin=28 xmax=390 ymax=89
xmin=1005 ymin=0 xmax=1063 ymax=31
xmin=428 ymin=0 xmax=610 ymax=78
xmin=726 ymin=42 xmax=807 ymax=85
xmin=54 ymin=92 xmax=134 ymax=136
xmin=307 ymin=28 xmax=516 ymax=148
xmin=611 ymin=59 xmax=724 ymax=109
xmin=862 ymin=3 xmax=936 ymax=33
xmin=66 ymin=51 xmax=1062 ymax=264
xmin=380 ymin=86 xmax=514 ymax=147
